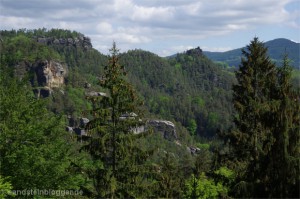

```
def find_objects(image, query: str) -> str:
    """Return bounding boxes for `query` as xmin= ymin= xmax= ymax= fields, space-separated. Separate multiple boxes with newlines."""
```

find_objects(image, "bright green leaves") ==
xmin=0 ymin=176 xmax=14 ymax=198
xmin=184 ymin=171 xmax=231 ymax=199
xmin=0 ymin=69 xmax=84 ymax=191
xmin=187 ymin=119 xmax=197 ymax=136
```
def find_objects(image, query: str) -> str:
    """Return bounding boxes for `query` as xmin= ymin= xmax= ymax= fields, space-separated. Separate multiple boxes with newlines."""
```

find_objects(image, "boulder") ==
xmin=53 ymin=38 xmax=60 ymax=44
xmin=84 ymin=82 xmax=91 ymax=88
xmin=67 ymin=38 xmax=74 ymax=45
xmin=187 ymin=146 xmax=201 ymax=155
xmin=80 ymin=117 xmax=90 ymax=127
xmin=59 ymin=38 xmax=66 ymax=45
xmin=74 ymin=128 xmax=87 ymax=136
xmin=120 ymin=112 xmax=138 ymax=120
xmin=66 ymin=126 xmax=73 ymax=132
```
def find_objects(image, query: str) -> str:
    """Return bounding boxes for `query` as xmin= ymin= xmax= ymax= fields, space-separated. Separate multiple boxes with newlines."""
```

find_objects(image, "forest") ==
xmin=0 ymin=28 xmax=299 ymax=198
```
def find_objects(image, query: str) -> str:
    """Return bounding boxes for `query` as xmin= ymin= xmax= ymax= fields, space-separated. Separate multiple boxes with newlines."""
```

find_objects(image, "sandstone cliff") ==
xmin=36 ymin=34 xmax=92 ymax=50
xmin=31 ymin=60 xmax=67 ymax=97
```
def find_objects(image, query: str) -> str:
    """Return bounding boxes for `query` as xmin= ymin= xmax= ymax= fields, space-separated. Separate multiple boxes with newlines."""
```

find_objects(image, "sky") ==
xmin=0 ymin=0 xmax=299 ymax=56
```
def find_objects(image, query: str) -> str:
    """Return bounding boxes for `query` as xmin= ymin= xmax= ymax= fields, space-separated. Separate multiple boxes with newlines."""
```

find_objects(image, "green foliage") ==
xmin=291 ymin=68 xmax=300 ymax=88
xmin=196 ymin=143 xmax=210 ymax=150
xmin=154 ymin=152 xmax=185 ymax=198
xmin=3 ymin=34 xmax=61 ymax=65
xmin=0 ymin=67 xmax=84 ymax=191
xmin=0 ymin=176 xmax=14 ymax=198
xmin=192 ymin=96 xmax=205 ymax=108
xmin=187 ymin=119 xmax=197 ymax=136
xmin=175 ymin=62 xmax=181 ymax=69
xmin=265 ymin=54 xmax=300 ymax=197
xmin=5 ymin=29 xmax=299 ymax=198
xmin=1 ymin=28 xmax=235 ymax=139
xmin=184 ymin=173 xmax=228 ymax=199
xmin=220 ymin=38 xmax=300 ymax=198
xmin=120 ymin=49 xmax=234 ymax=137
xmin=66 ymin=86 xmax=92 ymax=115
xmin=214 ymin=167 xmax=235 ymax=185
xmin=83 ymin=42 xmax=154 ymax=198
xmin=207 ymin=112 xmax=219 ymax=129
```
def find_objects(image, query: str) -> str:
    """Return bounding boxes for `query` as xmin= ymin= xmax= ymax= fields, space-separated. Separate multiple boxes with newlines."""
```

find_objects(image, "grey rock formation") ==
xmin=120 ymin=112 xmax=138 ymax=120
xmin=66 ymin=126 xmax=73 ymax=132
xmin=147 ymin=120 xmax=177 ymax=141
xmin=74 ymin=128 xmax=87 ymax=136
xmin=86 ymin=91 xmax=107 ymax=97
xmin=84 ymin=82 xmax=91 ymax=88
xmin=187 ymin=146 xmax=201 ymax=155
xmin=131 ymin=125 xmax=145 ymax=134
xmin=186 ymin=47 xmax=203 ymax=56
xmin=80 ymin=118 xmax=90 ymax=127
xmin=36 ymin=35 xmax=92 ymax=50
xmin=53 ymin=38 xmax=60 ymax=44
xmin=34 ymin=60 xmax=66 ymax=88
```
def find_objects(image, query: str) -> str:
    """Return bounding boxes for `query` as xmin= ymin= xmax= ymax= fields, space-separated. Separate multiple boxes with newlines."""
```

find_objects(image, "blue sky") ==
xmin=0 ymin=0 xmax=299 ymax=56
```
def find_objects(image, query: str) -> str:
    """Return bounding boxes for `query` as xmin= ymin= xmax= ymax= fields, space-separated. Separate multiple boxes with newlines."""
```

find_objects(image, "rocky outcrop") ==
xmin=85 ymin=91 xmax=107 ymax=97
xmin=66 ymin=117 xmax=90 ymax=141
xmin=34 ymin=60 xmax=66 ymax=88
xmin=80 ymin=118 xmax=90 ymax=128
xmin=14 ymin=60 xmax=67 ymax=98
xmin=146 ymin=120 xmax=177 ymax=141
xmin=36 ymin=34 xmax=92 ymax=50
xmin=186 ymin=47 xmax=203 ymax=56
xmin=66 ymin=115 xmax=178 ymax=142
xmin=187 ymin=146 xmax=201 ymax=155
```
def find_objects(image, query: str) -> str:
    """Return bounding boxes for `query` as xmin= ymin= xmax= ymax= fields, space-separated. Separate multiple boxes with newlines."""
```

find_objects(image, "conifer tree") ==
xmin=84 ymin=42 xmax=153 ymax=198
xmin=225 ymin=37 xmax=277 ymax=197
xmin=154 ymin=152 xmax=183 ymax=198
xmin=267 ymin=55 xmax=300 ymax=197
xmin=223 ymin=38 xmax=300 ymax=197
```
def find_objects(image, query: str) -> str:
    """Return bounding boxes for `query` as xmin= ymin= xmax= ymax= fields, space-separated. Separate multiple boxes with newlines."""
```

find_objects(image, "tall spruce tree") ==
xmin=223 ymin=38 xmax=300 ymax=197
xmin=83 ymin=42 xmax=153 ymax=198
xmin=225 ymin=37 xmax=277 ymax=197
xmin=267 ymin=54 xmax=300 ymax=197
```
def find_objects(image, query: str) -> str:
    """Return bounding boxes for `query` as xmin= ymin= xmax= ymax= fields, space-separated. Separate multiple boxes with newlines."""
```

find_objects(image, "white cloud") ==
xmin=202 ymin=46 xmax=233 ymax=52
xmin=131 ymin=5 xmax=174 ymax=22
xmin=96 ymin=22 xmax=113 ymax=34
xmin=0 ymin=0 xmax=298 ymax=56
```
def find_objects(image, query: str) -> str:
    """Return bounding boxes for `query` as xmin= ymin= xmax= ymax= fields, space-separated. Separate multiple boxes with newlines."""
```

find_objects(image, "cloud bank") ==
xmin=0 ymin=0 xmax=298 ymax=56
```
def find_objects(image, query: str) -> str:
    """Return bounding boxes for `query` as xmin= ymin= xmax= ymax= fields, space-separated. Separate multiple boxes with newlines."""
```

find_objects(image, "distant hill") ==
xmin=203 ymin=38 xmax=300 ymax=69
xmin=0 ymin=28 xmax=235 ymax=138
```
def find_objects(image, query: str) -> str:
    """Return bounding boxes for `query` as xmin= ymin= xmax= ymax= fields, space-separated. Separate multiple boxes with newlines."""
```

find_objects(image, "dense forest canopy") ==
xmin=0 ymin=28 xmax=237 ymax=138
xmin=0 ymin=29 xmax=299 ymax=198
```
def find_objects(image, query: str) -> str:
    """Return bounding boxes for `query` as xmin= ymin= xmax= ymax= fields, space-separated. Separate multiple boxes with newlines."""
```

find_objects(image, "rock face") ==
xmin=187 ymin=146 xmax=201 ymax=155
xmin=15 ymin=59 xmax=68 ymax=98
xmin=147 ymin=120 xmax=177 ymax=141
xmin=66 ymin=114 xmax=178 ymax=142
xmin=186 ymin=47 xmax=203 ymax=56
xmin=36 ymin=34 xmax=92 ymax=50
xmin=80 ymin=118 xmax=90 ymax=128
xmin=66 ymin=117 xmax=90 ymax=141
xmin=86 ymin=91 xmax=107 ymax=97
xmin=34 ymin=60 xmax=66 ymax=88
